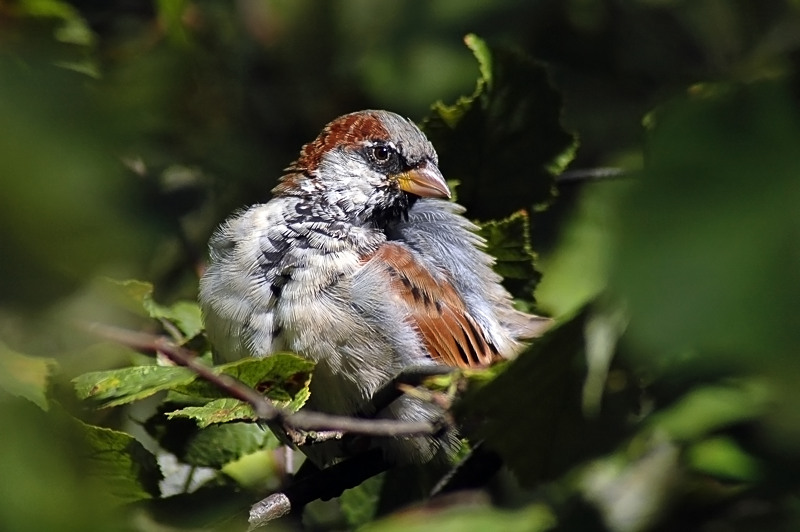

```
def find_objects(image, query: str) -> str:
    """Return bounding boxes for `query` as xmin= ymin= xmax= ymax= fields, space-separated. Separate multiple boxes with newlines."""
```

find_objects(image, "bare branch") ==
xmin=249 ymin=493 xmax=291 ymax=530
xmin=249 ymin=449 xmax=389 ymax=529
xmin=557 ymin=166 xmax=630 ymax=184
xmin=83 ymin=322 xmax=437 ymax=438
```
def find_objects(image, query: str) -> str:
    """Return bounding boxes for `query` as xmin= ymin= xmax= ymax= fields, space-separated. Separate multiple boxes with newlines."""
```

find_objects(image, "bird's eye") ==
xmin=369 ymin=145 xmax=392 ymax=164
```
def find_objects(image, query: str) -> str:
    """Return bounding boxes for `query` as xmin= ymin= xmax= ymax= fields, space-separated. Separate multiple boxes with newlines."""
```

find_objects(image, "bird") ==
xmin=199 ymin=110 xmax=550 ymax=466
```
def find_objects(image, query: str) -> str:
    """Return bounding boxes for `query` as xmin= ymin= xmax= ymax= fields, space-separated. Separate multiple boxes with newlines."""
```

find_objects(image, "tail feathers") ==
xmin=507 ymin=311 xmax=553 ymax=341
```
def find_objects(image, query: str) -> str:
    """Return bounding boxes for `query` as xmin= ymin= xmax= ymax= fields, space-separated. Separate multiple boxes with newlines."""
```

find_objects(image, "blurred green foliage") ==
xmin=2 ymin=0 xmax=800 ymax=531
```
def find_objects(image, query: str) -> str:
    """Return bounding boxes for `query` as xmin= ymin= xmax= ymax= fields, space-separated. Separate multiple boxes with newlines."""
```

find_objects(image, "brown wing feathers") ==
xmin=367 ymin=243 xmax=500 ymax=368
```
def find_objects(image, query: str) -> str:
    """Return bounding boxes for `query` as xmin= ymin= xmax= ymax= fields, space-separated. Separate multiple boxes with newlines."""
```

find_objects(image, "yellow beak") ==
xmin=395 ymin=163 xmax=451 ymax=199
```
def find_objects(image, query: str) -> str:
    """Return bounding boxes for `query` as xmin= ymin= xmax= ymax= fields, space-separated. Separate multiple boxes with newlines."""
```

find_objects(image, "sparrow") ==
xmin=199 ymin=110 xmax=550 ymax=465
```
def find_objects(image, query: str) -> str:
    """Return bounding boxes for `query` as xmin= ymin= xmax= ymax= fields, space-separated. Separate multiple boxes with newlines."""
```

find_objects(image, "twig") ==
xmin=83 ymin=322 xmax=437 ymax=438
xmin=249 ymin=449 xmax=390 ymax=530
xmin=557 ymin=167 xmax=630 ymax=183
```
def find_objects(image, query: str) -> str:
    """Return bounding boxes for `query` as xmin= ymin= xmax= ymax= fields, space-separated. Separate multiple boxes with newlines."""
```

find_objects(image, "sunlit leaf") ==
xmin=167 ymin=397 xmax=259 ymax=427
xmin=107 ymin=279 xmax=203 ymax=340
xmin=222 ymin=445 xmax=284 ymax=491
xmin=535 ymin=180 xmax=630 ymax=317
xmin=686 ymin=436 xmax=763 ymax=483
xmin=73 ymin=365 xmax=196 ymax=407
xmin=73 ymin=353 xmax=313 ymax=416
xmin=174 ymin=354 xmax=314 ymax=411
xmin=156 ymin=0 xmax=191 ymax=46
xmin=18 ymin=0 xmax=96 ymax=46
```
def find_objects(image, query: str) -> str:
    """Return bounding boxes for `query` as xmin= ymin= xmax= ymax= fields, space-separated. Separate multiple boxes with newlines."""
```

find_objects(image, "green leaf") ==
xmin=686 ymin=436 xmax=762 ymax=482
xmin=166 ymin=355 xmax=313 ymax=427
xmin=466 ymin=34 xmax=493 ymax=92
xmin=222 ymin=446 xmax=284 ymax=490
xmin=0 ymin=401 xmax=128 ymax=532
xmin=106 ymin=279 xmax=203 ymax=340
xmin=181 ymin=422 xmax=274 ymax=468
xmin=156 ymin=0 xmax=190 ymax=46
xmin=73 ymin=365 xmax=196 ymax=407
xmin=175 ymin=354 xmax=314 ymax=411
xmin=534 ymin=180 xmax=630 ymax=317
xmin=167 ymin=397 xmax=259 ymax=427
xmin=362 ymin=503 xmax=556 ymax=532
xmin=455 ymin=310 xmax=637 ymax=487
xmin=18 ymin=0 xmax=96 ymax=46
xmin=0 ymin=342 xmax=56 ymax=410
xmin=422 ymin=34 xmax=577 ymax=221
xmin=74 ymin=354 xmax=313 ymax=419
xmin=78 ymin=420 xmax=162 ymax=502
xmin=145 ymin=407 xmax=279 ymax=469
xmin=645 ymin=380 xmax=769 ymax=442
xmin=477 ymin=210 xmax=540 ymax=298
xmin=611 ymin=81 xmax=800 ymax=364
xmin=340 ymin=473 xmax=385 ymax=528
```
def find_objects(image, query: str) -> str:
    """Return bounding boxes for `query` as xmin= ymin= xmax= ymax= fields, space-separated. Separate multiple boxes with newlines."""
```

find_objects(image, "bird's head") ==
xmin=275 ymin=110 xmax=451 ymax=226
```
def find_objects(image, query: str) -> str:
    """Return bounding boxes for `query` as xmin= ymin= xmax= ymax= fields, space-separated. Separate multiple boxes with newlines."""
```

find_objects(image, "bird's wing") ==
xmin=387 ymin=199 xmax=551 ymax=355
xmin=364 ymin=241 xmax=501 ymax=368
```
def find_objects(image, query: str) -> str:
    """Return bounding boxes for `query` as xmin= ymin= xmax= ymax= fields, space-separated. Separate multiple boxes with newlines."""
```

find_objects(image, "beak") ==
xmin=395 ymin=162 xmax=451 ymax=199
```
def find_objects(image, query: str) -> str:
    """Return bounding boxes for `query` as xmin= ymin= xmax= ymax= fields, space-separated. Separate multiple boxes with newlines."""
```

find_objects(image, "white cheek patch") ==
xmin=317 ymin=149 xmax=386 ymax=205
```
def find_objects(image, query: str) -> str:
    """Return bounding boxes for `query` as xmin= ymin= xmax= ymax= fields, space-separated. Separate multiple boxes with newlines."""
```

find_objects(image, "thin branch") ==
xmin=249 ymin=449 xmax=390 ymax=530
xmin=557 ymin=166 xmax=630 ymax=184
xmin=83 ymin=322 xmax=437 ymax=438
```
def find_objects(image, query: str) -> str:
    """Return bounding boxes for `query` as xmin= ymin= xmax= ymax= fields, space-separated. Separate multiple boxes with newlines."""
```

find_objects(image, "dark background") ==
xmin=1 ymin=1 xmax=799 ymax=531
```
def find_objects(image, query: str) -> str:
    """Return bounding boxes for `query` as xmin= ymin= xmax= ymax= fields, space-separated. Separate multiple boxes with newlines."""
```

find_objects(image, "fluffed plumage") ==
xmin=199 ymin=110 xmax=549 ymax=465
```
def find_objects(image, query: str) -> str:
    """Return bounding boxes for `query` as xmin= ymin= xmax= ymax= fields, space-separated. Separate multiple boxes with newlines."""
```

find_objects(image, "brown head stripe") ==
xmin=294 ymin=112 xmax=390 ymax=174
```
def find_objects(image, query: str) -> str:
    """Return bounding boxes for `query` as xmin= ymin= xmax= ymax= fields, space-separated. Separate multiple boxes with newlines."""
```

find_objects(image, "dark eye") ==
xmin=369 ymin=145 xmax=392 ymax=164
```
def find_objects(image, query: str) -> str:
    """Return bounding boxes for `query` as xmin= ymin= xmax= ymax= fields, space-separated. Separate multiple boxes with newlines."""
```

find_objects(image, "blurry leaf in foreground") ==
xmin=582 ymin=437 xmax=681 ymax=532
xmin=686 ymin=436 xmax=763 ymax=483
xmin=362 ymin=502 xmax=556 ymax=532
xmin=422 ymin=34 xmax=577 ymax=221
xmin=644 ymin=380 xmax=768 ymax=442
xmin=580 ymin=379 xmax=769 ymax=532
xmin=0 ymin=61 xmax=153 ymax=309
xmin=611 ymin=81 xmax=800 ymax=364
xmin=13 ymin=0 xmax=96 ymax=47
xmin=0 ymin=400 xmax=124 ymax=532
xmin=0 ymin=342 xmax=56 ymax=410
xmin=535 ymin=180 xmax=631 ymax=317
xmin=455 ymin=310 xmax=636 ymax=486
